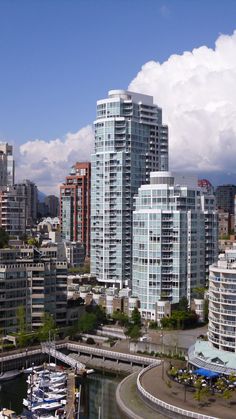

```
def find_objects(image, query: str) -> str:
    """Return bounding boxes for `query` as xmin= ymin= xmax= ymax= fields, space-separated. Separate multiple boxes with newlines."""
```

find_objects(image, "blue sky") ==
xmin=1 ymin=0 xmax=236 ymax=192
xmin=0 ymin=0 xmax=235 ymax=143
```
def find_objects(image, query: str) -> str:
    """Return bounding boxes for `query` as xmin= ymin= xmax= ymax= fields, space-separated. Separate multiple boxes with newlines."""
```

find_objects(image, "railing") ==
xmin=67 ymin=342 xmax=155 ymax=365
xmin=41 ymin=342 xmax=85 ymax=370
xmin=0 ymin=340 xmax=162 ymax=369
xmin=137 ymin=364 xmax=217 ymax=419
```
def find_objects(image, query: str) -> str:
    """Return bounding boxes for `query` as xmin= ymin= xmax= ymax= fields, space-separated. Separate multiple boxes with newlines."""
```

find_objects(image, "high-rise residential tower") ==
xmin=0 ymin=142 xmax=15 ymax=186
xmin=45 ymin=195 xmax=60 ymax=217
xmin=215 ymin=184 xmax=236 ymax=214
xmin=132 ymin=172 xmax=218 ymax=320
xmin=18 ymin=179 xmax=38 ymax=227
xmin=0 ymin=185 xmax=27 ymax=236
xmin=60 ymin=162 xmax=91 ymax=257
xmin=91 ymin=90 xmax=168 ymax=288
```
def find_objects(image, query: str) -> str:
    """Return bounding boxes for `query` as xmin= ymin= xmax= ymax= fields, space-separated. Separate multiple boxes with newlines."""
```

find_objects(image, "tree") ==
xmin=215 ymin=376 xmax=227 ymax=393
xmin=149 ymin=320 xmax=158 ymax=329
xmin=85 ymin=304 xmax=107 ymax=325
xmin=221 ymin=388 xmax=233 ymax=405
xmin=86 ymin=337 xmax=95 ymax=345
xmin=27 ymin=237 xmax=40 ymax=248
xmin=193 ymin=287 xmax=206 ymax=299
xmin=161 ymin=310 xmax=198 ymax=330
xmin=126 ymin=324 xmax=141 ymax=340
xmin=17 ymin=305 xmax=26 ymax=334
xmin=68 ymin=260 xmax=90 ymax=274
xmin=112 ymin=311 xmax=129 ymax=327
xmin=16 ymin=305 xmax=28 ymax=347
xmin=78 ymin=312 xmax=97 ymax=333
xmin=93 ymin=305 xmax=107 ymax=324
xmin=0 ymin=228 xmax=9 ymax=248
xmin=177 ymin=297 xmax=189 ymax=312
xmin=193 ymin=378 xmax=210 ymax=404
xmin=131 ymin=307 xmax=141 ymax=327
xmin=38 ymin=313 xmax=57 ymax=342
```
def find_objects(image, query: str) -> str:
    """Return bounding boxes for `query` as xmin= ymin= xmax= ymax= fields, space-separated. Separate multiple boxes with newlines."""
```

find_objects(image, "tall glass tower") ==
xmin=91 ymin=90 xmax=168 ymax=288
xmin=132 ymin=172 xmax=218 ymax=320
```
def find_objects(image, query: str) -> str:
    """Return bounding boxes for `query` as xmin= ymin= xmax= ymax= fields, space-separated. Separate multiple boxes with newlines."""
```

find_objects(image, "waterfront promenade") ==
xmin=117 ymin=362 xmax=236 ymax=419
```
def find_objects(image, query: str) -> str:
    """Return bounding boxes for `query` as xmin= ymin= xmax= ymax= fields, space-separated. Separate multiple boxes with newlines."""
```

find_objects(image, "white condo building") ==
xmin=209 ymin=249 xmax=236 ymax=352
xmin=91 ymin=90 xmax=168 ymax=288
xmin=132 ymin=171 xmax=218 ymax=320
xmin=189 ymin=248 xmax=236 ymax=375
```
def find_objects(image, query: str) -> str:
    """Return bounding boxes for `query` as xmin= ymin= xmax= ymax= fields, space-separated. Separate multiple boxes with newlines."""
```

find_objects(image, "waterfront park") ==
xmin=1 ymin=303 xmax=236 ymax=418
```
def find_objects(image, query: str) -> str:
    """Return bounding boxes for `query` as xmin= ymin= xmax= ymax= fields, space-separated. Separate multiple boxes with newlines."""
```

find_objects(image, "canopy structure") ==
xmin=194 ymin=368 xmax=219 ymax=378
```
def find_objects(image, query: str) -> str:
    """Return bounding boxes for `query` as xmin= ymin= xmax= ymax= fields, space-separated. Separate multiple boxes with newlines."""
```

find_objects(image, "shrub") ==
xmin=86 ymin=337 xmax=95 ymax=345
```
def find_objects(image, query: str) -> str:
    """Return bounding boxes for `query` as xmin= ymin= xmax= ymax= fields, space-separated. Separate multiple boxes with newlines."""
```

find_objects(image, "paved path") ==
xmin=117 ymin=372 xmax=165 ymax=419
xmin=141 ymin=363 xmax=236 ymax=419
xmin=65 ymin=371 xmax=75 ymax=419
xmin=148 ymin=325 xmax=208 ymax=348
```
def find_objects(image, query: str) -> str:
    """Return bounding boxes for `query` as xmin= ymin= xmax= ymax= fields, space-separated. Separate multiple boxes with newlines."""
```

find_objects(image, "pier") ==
xmin=41 ymin=342 xmax=85 ymax=371
xmin=65 ymin=371 xmax=76 ymax=419
xmin=0 ymin=340 xmax=158 ymax=373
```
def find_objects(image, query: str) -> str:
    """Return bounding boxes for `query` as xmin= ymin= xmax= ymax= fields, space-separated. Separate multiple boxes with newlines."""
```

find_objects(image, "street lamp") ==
xmin=160 ymin=326 xmax=164 ymax=354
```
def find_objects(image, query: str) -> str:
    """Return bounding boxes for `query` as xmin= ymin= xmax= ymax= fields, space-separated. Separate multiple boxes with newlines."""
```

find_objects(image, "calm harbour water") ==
xmin=0 ymin=371 xmax=122 ymax=419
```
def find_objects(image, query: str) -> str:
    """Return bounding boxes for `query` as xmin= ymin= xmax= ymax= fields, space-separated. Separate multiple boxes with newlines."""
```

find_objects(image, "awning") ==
xmin=194 ymin=368 xmax=219 ymax=378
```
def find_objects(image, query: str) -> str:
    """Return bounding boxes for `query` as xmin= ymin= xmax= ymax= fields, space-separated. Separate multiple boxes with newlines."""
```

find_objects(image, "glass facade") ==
xmin=91 ymin=90 xmax=168 ymax=288
xmin=132 ymin=171 xmax=218 ymax=320
xmin=209 ymin=250 xmax=236 ymax=353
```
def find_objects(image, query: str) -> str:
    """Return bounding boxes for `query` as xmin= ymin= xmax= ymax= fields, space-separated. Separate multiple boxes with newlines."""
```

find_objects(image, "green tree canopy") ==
xmin=78 ymin=312 xmax=97 ymax=333
xmin=161 ymin=310 xmax=198 ymax=330
xmin=27 ymin=237 xmax=40 ymax=248
xmin=38 ymin=313 xmax=57 ymax=342
xmin=0 ymin=228 xmax=9 ymax=248
xmin=16 ymin=305 xmax=28 ymax=347
xmin=177 ymin=296 xmax=189 ymax=312
xmin=112 ymin=311 xmax=129 ymax=326
xmin=131 ymin=307 xmax=141 ymax=327
xmin=126 ymin=324 xmax=141 ymax=340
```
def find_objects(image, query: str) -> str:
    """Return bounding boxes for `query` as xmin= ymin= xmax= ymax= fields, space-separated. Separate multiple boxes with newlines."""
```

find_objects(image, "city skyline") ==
xmin=1 ymin=1 xmax=236 ymax=193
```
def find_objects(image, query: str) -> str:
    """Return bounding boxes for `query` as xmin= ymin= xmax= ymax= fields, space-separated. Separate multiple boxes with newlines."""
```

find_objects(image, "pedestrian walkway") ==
xmin=117 ymin=372 xmax=165 ymax=419
xmin=41 ymin=342 xmax=85 ymax=371
xmin=140 ymin=363 xmax=236 ymax=419
xmin=65 ymin=371 xmax=75 ymax=419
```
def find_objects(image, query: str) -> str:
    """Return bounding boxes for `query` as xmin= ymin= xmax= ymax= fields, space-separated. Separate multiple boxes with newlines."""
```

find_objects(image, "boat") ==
xmin=86 ymin=368 xmax=95 ymax=375
xmin=0 ymin=370 xmax=22 ymax=382
xmin=23 ymin=365 xmax=43 ymax=374
xmin=31 ymin=389 xmax=66 ymax=402
xmin=0 ymin=409 xmax=16 ymax=418
xmin=27 ymin=374 xmax=66 ymax=386
xmin=24 ymin=366 xmax=67 ymax=416
xmin=27 ymin=386 xmax=66 ymax=395
xmin=31 ymin=401 xmax=64 ymax=413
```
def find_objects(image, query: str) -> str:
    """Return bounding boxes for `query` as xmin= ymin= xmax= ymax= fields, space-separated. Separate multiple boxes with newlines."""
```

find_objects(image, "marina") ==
xmin=0 ymin=370 xmax=122 ymax=418
xmin=0 ymin=341 xmax=156 ymax=417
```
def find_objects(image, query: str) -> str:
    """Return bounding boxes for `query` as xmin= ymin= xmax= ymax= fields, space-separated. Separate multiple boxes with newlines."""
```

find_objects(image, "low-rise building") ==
xmin=156 ymin=301 xmax=171 ymax=324
xmin=0 ymin=245 xmax=68 ymax=334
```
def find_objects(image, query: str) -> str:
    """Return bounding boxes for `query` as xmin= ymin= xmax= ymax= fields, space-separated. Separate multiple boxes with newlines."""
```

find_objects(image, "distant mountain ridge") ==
xmin=38 ymin=190 xmax=47 ymax=202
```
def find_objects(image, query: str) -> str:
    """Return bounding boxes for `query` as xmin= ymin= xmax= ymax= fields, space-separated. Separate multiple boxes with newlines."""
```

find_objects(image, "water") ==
xmin=78 ymin=372 xmax=122 ymax=419
xmin=0 ymin=374 xmax=27 ymax=413
xmin=0 ymin=371 xmax=122 ymax=418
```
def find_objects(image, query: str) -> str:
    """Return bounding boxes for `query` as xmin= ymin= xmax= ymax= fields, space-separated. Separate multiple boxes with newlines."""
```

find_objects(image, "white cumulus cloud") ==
xmin=16 ymin=125 xmax=94 ymax=195
xmin=129 ymin=30 xmax=236 ymax=175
